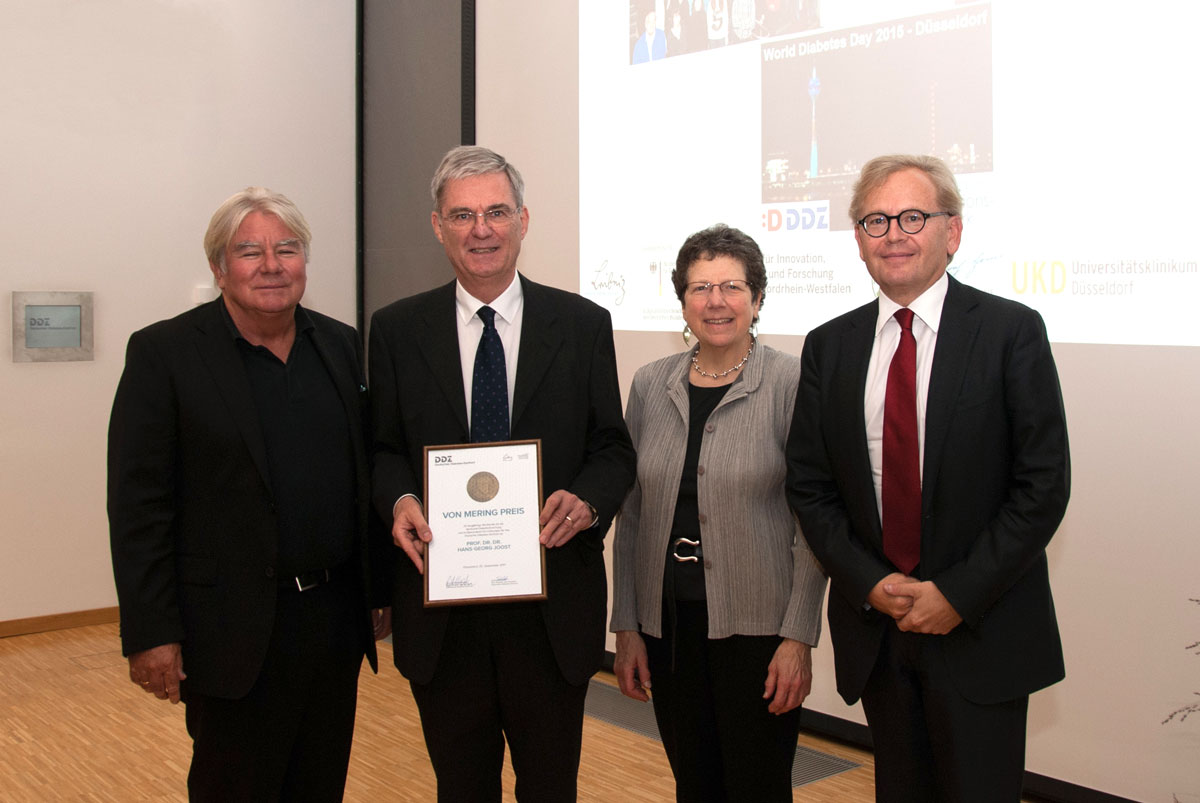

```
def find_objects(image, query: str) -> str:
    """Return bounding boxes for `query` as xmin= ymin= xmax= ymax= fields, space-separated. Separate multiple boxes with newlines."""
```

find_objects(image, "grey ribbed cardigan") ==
xmin=609 ymin=344 xmax=827 ymax=644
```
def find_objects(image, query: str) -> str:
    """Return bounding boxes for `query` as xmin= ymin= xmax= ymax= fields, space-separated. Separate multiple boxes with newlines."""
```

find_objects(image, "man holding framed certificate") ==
xmin=369 ymin=146 xmax=636 ymax=801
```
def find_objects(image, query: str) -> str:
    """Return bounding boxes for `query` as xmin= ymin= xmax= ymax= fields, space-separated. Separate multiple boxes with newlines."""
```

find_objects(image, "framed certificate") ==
xmin=423 ymin=439 xmax=546 ymax=606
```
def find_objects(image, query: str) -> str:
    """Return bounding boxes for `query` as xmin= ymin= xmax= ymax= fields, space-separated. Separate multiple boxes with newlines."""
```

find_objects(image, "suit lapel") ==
xmin=191 ymin=299 xmax=272 ymax=489
xmin=922 ymin=275 xmax=981 ymax=506
xmin=666 ymin=353 xmax=690 ymax=426
xmin=308 ymin=318 xmax=367 ymax=468
xmin=414 ymin=282 xmax=470 ymax=436
xmin=511 ymin=276 xmax=561 ymax=432
xmin=840 ymin=301 xmax=882 ymax=537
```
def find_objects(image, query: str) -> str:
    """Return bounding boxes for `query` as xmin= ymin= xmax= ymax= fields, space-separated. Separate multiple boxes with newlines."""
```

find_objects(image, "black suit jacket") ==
xmin=369 ymin=275 xmax=636 ymax=686
xmin=108 ymin=299 xmax=380 ymax=699
xmin=787 ymin=275 xmax=1069 ymax=705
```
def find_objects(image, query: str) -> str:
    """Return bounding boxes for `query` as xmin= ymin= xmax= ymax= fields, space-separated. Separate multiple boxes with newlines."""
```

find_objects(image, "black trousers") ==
xmin=184 ymin=576 xmax=365 ymax=802
xmin=860 ymin=626 xmax=1029 ymax=803
xmin=643 ymin=600 xmax=801 ymax=803
xmin=409 ymin=603 xmax=589 ymax=803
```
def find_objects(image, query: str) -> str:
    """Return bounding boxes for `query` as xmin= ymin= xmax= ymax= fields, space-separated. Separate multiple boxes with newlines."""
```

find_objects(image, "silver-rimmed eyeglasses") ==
xmin=440 ymin=206 xmax=521 ymax=230
xmin=857 ymin=210 xmax=949 ymax=238
xmin=685 ymin=279 xmax=750 ymax=298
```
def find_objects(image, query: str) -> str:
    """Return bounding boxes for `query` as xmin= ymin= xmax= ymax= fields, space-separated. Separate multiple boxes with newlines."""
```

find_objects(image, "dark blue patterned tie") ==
xmin=470 ymin=306 xmax=509 ymax=443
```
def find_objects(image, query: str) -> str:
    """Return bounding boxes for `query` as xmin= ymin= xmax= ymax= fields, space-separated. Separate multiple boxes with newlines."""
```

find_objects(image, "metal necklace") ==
xmin=691 ymin=336 xmax=756 ymax=379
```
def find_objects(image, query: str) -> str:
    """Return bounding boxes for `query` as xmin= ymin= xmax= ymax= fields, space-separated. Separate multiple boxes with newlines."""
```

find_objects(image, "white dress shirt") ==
xmin=863 ymin=272 xmax=949 ymax=521
xmin=392 ymin=275 xmax=525 ymax=517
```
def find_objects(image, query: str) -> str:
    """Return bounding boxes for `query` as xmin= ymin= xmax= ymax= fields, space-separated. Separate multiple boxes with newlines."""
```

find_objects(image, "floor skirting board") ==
xmin=0 ymin=606 xmax=118 ymax=639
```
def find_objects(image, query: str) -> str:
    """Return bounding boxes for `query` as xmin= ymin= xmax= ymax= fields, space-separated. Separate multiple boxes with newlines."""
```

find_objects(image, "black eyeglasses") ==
xmin=857 ymin=210 xmax=949 ymax=238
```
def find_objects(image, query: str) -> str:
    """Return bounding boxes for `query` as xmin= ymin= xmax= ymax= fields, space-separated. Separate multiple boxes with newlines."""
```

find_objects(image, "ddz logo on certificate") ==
xmin=423 ymin=439 xmax=546 ymax=606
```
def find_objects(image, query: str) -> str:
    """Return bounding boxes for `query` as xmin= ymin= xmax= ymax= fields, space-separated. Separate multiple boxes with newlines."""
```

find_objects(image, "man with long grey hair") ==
xmin=109 ymin=187 xmax=386 ymax=800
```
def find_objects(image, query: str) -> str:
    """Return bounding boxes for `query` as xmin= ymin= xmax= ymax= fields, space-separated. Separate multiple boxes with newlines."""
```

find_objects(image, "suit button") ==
xmin=704 ymin=423 xmax=715 ymax=433
xmin=265 ymin=567 xmax=275 ymax=578
xmin=697 ymin=465 xmax=705 ymax=476
xmin=704 ymin=559 xmax=712 ymax=570
xmin=698 ymin=513 xmax=707 ymax=525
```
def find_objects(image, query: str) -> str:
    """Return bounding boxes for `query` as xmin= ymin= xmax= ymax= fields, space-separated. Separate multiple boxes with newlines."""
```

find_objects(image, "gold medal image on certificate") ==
xmin=422 ymin=439 xmax=545 ymax=606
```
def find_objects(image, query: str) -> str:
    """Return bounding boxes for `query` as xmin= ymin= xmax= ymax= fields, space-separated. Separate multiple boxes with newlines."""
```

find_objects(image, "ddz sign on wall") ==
xmin=12 ymin=291 xmax=93 ymax=362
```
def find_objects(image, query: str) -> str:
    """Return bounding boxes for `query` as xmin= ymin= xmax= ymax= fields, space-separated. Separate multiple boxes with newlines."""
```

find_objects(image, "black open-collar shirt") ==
xmin=219 ymin=301 xmax=355 ymax=577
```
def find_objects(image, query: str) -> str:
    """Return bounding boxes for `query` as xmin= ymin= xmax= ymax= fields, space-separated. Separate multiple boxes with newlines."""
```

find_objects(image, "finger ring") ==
xmin=564 ymin=515 xmax=573 ymax=523
xmin=141 ymin=680 xmax=150 ymax=686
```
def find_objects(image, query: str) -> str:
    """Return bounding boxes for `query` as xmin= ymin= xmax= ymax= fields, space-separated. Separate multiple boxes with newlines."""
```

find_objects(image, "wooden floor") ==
xmin=0 ymin=623 xmax=878 ymax=801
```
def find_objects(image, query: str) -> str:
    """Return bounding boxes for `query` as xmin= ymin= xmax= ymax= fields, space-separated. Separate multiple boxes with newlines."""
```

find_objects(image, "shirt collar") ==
xmin=455 ymin=273 xmax=523 ymax=326
xmin=217 ymin=298 xmax=314 ymax=342
xmin=874 ymin=271 xmax=949 ymax=336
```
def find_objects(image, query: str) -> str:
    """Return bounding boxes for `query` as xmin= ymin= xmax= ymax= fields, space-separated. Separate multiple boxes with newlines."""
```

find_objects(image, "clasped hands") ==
xmin=868 ymin=572 xmax=963 ymax=634
xmin=392 ymin=490 xmax=593 ymax=574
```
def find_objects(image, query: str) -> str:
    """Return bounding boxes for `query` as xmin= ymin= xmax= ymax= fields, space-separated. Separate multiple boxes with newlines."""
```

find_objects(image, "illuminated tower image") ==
xmin=808 ymin=65 xmax=821 ymax=178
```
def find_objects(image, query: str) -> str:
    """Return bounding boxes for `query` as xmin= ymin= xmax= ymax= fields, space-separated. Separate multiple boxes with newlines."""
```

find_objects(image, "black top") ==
xmin=223 ymin=304 xmax=356 ymax=576
xmin=666 ymin=381 xmax=732 ymax=602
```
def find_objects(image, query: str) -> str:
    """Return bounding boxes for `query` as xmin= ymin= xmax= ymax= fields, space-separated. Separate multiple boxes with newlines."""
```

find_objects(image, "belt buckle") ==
xmin=672 ymin=537 xmax=701 ymax=563
xmin=295 ymin=569 xmax=330 ymax=592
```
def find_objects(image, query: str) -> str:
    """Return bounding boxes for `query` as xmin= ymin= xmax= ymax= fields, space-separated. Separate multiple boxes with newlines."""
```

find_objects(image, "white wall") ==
xmin=476 ymin=2 xmax=1200 ymax=800
xmin=0 ymin=1 xmax=357 ymax=622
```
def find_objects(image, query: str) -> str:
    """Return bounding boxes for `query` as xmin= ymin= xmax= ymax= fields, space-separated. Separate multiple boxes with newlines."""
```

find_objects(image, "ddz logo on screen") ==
xmin=434 ymin=456 xmax=454 ymax=465
xmin=762 ymin=203 xmax=829 ymax=232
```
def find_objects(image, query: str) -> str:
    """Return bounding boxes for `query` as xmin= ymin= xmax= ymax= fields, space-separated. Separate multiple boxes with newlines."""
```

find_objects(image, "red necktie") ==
xmin=882 ymin=308 xmax=921 ymax=574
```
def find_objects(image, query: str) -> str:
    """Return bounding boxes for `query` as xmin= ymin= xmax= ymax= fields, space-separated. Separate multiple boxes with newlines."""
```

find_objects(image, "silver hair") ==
xmin=430 ymin=145 xmax=525 ymax=212
xmin=203 ymin=187 xmax=311 ymax=273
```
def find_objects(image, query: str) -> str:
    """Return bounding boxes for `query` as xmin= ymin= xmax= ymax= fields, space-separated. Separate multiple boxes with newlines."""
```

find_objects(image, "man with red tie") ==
xmin=786 ymin=155 xmax=1070 ymax=802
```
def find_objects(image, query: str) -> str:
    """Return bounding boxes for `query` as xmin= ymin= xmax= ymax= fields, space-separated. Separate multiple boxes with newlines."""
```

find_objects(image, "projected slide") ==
xmin=760 ymin=10 xmax=991 ymax=218
xmin=580 ymin=1 xmax=1200 ymax=346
